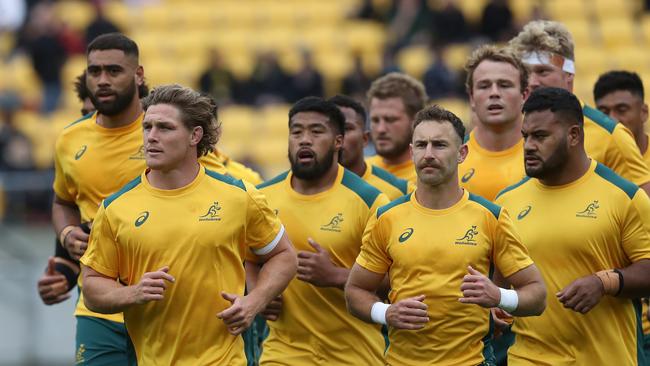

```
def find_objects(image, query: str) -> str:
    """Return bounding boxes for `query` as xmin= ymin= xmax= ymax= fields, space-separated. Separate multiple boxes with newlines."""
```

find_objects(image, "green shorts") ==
xmin=75 ymin=316 xmax=136 ymax=366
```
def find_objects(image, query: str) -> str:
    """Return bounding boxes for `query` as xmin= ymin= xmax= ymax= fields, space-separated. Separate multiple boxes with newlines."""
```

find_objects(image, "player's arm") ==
xmin=52 ymin=194 xmax=89 ymax=260
xmin=82 ymin=264 xmax=175 ymax=314
xmin=218 ymin=232 xmax=296 ymax=335
xmin=459 ymin=264 xmax=546 ymax=317
xmin=296 ymin=237 xmax=350 ymax=289
xmin=345 ymin=263 xmax=428 ymax=329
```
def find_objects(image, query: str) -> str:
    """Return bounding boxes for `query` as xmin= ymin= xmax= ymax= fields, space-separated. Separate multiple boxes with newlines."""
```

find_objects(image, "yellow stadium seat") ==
xmin=599 ymin=18 xmax=637 ymax=50
xmin=103 ymin=0 xmax=132 ymax=32
xmin=575 ymin=45 xmax=611 ymax=77
xmin=640 ymin=14 xmax=650 ymax=44
xmin=593 ymin=0 xmax=632 ymax=20
xmin=443 ymin=44 xmax=471 ymax=72
xmin=456 ymin=0 xmax=488 ymax=24
xmin=343 ymin=21 xmax=386 ymax=55
xmin=610 ymin=47 xmax=650 ymax=73
xmin=313 ymin=51 xmax=353 ymax=81
xmin=432 ymin=98 xmax=471 ymax=127
xmin=510 ymin=0 xmax=538 ymax=24
xmin=397 ymin=45 xmax=432 ymax=80
xmin=544 ymin=0 xmax=588 ymax=22
xmin=54 ymin=0 xmax=95 ymax=31
xmin=563 ymin=19 xmax=595 ymax=46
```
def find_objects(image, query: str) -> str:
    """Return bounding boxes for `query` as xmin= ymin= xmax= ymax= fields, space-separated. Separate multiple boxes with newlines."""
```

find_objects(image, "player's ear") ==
xmin=190 ymin=126 xmax=203 ymax=146
xmin=567 ymin=124 xmax=581 ymax=147
xmin=458 ymin=143 xmax=468 ymax=164
xmin=334 ymin=132 xmax=343 ymax=150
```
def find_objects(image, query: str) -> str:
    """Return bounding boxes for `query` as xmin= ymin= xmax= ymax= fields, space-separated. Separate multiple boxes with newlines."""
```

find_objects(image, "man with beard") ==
xmin=459 ymin=45 xmax=528 ymax=201
xmin=509 ymin=20 xmax=650 ymax=195
xmin=81 ymin=84 xmax=296 ymax=365
xmin=345 ymin=105 xmax=546 ymax=366
xmin=246 ymin=97 xmax=389 ymax=365
xmin=366 ymin=72 xmax=428 ymax=184
xmin=496 ymin=87 xmax=650 ymax=365
xmin=51 ymin=33 xmax=147 ymax=365
xmin=330 ymin=94 xmax=410 ymax=200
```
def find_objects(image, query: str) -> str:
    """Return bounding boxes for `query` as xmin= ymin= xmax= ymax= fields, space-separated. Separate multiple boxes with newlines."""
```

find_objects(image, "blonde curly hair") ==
xmin=509 ymin=20 xmax=575 ymax=61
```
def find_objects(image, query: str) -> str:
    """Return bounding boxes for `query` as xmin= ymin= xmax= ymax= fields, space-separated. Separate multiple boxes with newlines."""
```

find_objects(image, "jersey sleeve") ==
xmin=492 ymin=208 xmax=534 ymax=278
xmin=621 ymin=190 xmax=650 ymax=262
xmin=53 ymin=140 xmax=74 ymax=202
xmin=356 ymin=212 xmax=392 ymax=275
xmin=243 ymin=182 xmax=284 ymax=255
xmin=79 ymin=203 xmax=119 ymax=278
xmin=607 ymin=125 xmax=650 ymax=186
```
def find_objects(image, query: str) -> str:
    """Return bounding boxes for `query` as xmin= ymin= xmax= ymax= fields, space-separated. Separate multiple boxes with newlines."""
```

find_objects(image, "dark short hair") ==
xmin=87 ymin=32 xmax=139 ymax=59
xmin=74 ymin=72 xmax=89 ymax=102
xmin=523 ymin=87 xmax=584 ymax=126
xmin=412 ymin=105 xmax=466 ymax=142
xmin=142 ymin=84 xmax=220 ymax=157
xmin=594 ymin=70 xmax=644 ymax=101
xmin=328 ymin=94 xmax=367 ymax=128
xmin=288 ymin=96 xmax=345 ymax=135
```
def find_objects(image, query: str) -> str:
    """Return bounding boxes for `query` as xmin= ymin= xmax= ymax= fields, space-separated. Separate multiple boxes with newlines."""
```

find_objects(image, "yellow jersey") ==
xmin=80 ymin=165 xmax=283 ymax=366
xmin=361 ymin=163 xmax=411 ymax=200
xmin=496 ymin=160 xmax=650 ymax=366
xmin=583 ymin=103 xmax=650 ymax=186
xmin=642 ymin=133 xmax=650 ymax=336
xmin=458 ymin=131 xmax=526 ymax=201
xmin=54 ymin=112 xmax=145 ymax=323
xmin=357 ymin=190 xmax=533 ymax=366
xmin=366 ymin=155 xmax=417 ymax=184
xmin=643 ymin=133 xmax=650 ymax=169
xmin=53 ymin=112 xmax=228 ymax=322
xmin=256 ymin=165 xmax=388 ymax=365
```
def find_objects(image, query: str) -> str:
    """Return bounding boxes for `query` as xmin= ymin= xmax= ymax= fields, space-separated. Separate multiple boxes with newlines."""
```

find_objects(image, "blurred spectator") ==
xmin=0 ymin=0 xmax=26 ymax=32
xmin=430 ymin=0 xmax=470 ymax=46
xmin=248 ymin=51 xmax=291 ymax=105
xmin=19 ymin=2 xmax=67 ymax=113
xmin=380 ymin=49 xmax=402 ymax=75
xmin=289 ymin=50 xmax=324 ymax=102
xmin=480 ymin=0 xmax=514 ymax=42
xmin=198 ymin=49 xmax=235 ymax=105
xmin=353 ymin=0 xmax=390 ymax=22
xmin=85 ymin=0 xmax=120 ymax=46
xmin=422 ymin=46 xmax=456 ymax=99
xmin=387 ymin=0 xmax=432 ymax=51
xmin=0 ymin=92 xmax=34 ymax=171
xmin=342 ymin=55 xmax=372 ymax=102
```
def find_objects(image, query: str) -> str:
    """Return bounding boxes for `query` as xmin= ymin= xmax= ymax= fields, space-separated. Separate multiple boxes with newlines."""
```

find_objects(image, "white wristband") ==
xmin=370 ymin=302 xmax=390 ymax=325
xmin=498 ymin=288 xmax=518 ymax=313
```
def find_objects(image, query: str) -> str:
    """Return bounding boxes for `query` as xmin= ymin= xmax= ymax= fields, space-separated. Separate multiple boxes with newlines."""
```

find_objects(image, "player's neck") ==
xmin=473 ymin=118 xmax=522 ymax=152
xmin=539 ymin=151 xmax=591 ymax=186
xmin=347 ymin=158 xmax=367 ymax=177
xmin=146 ymin=158 xmax=201 ymax=190
xmin=96 ymin=97 xmax=143 ymax=128
xmin=380 ymin=149 xmax=411 ymax=166
xmin=415 ymin=178 xmax=464 ymax=210
xmin=291 ymin=160 xmax=339 ymax=195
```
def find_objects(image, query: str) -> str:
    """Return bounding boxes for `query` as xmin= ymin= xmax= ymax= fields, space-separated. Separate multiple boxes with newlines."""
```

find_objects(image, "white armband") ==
xmin=370 ymin=302 xmax=390 ymax=325
xmin=498 ymin=288 xmax=518 ymax=313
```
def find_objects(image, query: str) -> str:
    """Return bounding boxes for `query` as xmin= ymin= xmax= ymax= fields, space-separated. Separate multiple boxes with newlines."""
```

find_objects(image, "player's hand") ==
xmin=261 ymin=294 xmax=283 ymax=321
xmin=296 ymin=238 xmax=344 ymax=288
xmin=37 ymin=257 xmax=71 ymax=305
xmin=133 ymin=266 xmax=174 ymax=305
xmin=491 ymin=308 xmax=513 ymax=338
xmin=217 ymin=292 xmax=259 ymax=335
xmin=386 ymin=295 xmax=429 ymax=330
xmin=459 ymin=266 xmax=500 ymax=308
xmin=556 ymin=274 xmax=604 ymax=314
xmin=63 ymin=226 xmax=90 ymax=260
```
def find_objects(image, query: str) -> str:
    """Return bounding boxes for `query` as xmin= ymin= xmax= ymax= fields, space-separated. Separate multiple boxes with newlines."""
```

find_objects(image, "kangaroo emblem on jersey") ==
xmin=199 ymin=202 xmax=222 ymax=221
xmin=74 ymin=145 xmax=87 ymax=160
xmin=576 ymin=200 xmax=599 ymax=219
xmin=461 ymin=168 xmax=475 ymax=183
xmin=455 ymin=225 xmax=479 ymax=245
xmin=129 ymin=145 xmax=146 ymax=160
xmin=321 ymin=213 xmax=344 ymax=232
